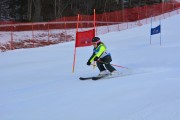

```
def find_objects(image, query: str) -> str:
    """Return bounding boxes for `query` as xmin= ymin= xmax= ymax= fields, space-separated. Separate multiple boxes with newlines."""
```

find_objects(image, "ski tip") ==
xmin=79 ymin=77 xmax=92 ymax=80
xmin=79 ymin=77 xmax=84 ymax=80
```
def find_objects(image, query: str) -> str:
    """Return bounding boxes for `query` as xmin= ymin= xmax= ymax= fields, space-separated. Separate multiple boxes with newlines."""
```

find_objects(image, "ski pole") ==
xmin=110 ymin=63 xmax=128 ymax=69
xmin=98 ymin=60 xmax=128 ymax=69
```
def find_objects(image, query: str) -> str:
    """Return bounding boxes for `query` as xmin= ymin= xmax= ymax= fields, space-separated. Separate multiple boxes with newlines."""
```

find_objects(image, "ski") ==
xmin=79 ymin=76 xmax=105 ymax=80
xmin=79 ymin=70 xmax=133 ymax=81
xmin=92 ymin=76 xmax=104 ymax=80
xmin=79 ymin=77 xmax=93 ymax=80
xmin=79 ymin=74 xmax=109 ymax=80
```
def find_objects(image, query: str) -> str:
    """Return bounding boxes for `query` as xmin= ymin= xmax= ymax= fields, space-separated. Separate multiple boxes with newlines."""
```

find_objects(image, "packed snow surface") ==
xmin=0 ymin=14 xmax=180 ymax=120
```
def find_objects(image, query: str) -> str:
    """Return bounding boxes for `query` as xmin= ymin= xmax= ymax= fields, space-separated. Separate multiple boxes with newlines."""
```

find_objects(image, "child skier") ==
xmin=87 ymin=37 xmax=118 ymax=77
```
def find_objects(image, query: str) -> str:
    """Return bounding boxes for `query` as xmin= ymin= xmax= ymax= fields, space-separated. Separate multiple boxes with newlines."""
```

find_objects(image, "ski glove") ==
xmin=87 ymin=61 xmax=91 ymax=66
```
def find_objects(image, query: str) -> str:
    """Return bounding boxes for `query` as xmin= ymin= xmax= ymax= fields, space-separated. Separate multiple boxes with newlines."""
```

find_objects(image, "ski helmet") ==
xmin=92 ymin=37 xmax=100 ymax=43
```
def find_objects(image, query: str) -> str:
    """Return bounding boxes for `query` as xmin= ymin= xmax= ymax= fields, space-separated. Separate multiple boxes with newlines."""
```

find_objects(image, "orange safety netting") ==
xmin=0 ymin=2 xmax=180 ymax=51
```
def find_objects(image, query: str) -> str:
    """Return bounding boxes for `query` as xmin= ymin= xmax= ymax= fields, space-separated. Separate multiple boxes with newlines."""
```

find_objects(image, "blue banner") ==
xmin=151 ymin=25 xmax=161 ymax=35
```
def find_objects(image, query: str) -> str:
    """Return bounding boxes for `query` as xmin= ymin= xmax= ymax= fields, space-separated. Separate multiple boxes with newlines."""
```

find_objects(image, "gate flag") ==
xmin=72 ymin=9 xmax=96 ymax=73
xmin=151 ymin=25 xmax=161 ymax=35
xmin=150 ymin=16 xmax=162 ymax=45
xmin=75 ymin=29 xmax=95 ymax=47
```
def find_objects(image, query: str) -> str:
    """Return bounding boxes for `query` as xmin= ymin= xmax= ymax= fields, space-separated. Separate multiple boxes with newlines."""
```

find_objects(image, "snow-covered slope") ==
xmin=0 ymin=14 xmax=180 ymax=120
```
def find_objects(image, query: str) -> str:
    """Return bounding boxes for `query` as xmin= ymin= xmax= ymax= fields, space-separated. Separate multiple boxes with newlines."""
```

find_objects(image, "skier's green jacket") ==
xmin=88 ymin=42 xmax=110 ymax=64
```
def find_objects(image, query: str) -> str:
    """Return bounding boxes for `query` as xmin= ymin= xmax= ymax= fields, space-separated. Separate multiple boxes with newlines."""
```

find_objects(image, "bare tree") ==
xmin=32 ymin=0 xmax=42 ymax=21
xmin=115 ymin=0 xmax=119 ymax=4
xmin=57 ymin=0 xmax=63 ymax=18
xmin=128 ymin=0 xmax=132 ymax=7
xmin=54 ymin=0 xmax=56 ymax=18
xmin=27 ymin=0 xmax=32 ymax=21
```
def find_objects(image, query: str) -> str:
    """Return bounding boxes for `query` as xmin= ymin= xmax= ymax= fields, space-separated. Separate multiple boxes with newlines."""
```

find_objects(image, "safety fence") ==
xmin=0 ymin=2 xmax=180 ymax=51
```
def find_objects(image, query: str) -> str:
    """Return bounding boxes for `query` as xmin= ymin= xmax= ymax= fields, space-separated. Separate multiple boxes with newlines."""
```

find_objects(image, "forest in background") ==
xmin=0 ymin=0 xmax=168 ymax=22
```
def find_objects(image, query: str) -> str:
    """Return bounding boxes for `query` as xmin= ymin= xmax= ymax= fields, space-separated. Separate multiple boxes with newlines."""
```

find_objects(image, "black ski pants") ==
xmin=96 ymin=55 xmax=116 ymax=73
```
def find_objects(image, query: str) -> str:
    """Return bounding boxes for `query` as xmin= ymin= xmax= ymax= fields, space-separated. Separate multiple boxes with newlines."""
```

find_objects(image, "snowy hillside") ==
xmin=0 ymin=14 xmax=180 ymax=120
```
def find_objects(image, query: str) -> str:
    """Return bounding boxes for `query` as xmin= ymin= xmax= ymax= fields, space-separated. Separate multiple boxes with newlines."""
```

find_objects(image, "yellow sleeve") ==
xmin=96 ymin=45 xmax=106 ymax=57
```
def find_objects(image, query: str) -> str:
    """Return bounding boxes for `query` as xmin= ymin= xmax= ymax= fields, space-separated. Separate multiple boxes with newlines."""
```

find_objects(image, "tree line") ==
xmin=0 ymin=0 xmax=166 ymax=22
